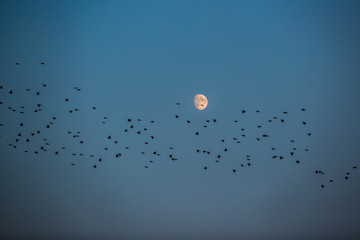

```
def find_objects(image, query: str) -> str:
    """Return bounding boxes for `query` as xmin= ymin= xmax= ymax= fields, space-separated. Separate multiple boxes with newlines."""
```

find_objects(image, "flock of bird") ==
xmin=0 ymin=61 xmax=358 ymax=189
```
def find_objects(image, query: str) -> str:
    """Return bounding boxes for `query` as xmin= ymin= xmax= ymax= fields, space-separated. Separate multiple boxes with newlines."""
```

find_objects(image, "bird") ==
xmin=232 ymin=169 xmax=236 ymax=173
xmin=195 ymin=132 xmax=199 ymax=136
xmin=203 ymin=167 xmax=207 ymax=170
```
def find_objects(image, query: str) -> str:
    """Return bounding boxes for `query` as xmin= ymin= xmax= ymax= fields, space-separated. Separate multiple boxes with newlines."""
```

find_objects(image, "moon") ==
xmin=194 ymin=94 xmax=208 ymax=110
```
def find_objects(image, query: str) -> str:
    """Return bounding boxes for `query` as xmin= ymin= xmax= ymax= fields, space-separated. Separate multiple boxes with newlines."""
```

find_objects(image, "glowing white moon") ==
xmin=194 ymin=94 xmax=208 ymax=110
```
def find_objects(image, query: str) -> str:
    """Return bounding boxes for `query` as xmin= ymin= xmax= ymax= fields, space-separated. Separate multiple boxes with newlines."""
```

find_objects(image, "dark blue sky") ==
xmin=1 ymin=1 xmax=360 ymax=239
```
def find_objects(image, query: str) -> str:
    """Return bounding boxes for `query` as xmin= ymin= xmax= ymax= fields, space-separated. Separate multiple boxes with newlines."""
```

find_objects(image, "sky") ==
xmin=0 ymin=0 xmax=360 ymax=239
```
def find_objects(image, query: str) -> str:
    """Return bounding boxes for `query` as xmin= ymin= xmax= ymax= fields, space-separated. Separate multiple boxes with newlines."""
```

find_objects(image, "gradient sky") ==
xmin=1 ymin=1 xmax=360 ymax=240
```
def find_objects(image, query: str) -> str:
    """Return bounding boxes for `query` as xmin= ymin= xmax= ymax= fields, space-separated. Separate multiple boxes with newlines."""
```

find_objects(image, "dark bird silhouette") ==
xmin=9 ymin=90 xmax=13 ymax=94
xmin=175 ymin=115 xmax=179 ymax=119
xmin=195 ymin=132 xmax=199 ymax=136
xmin=176 ymin=102 xmax=180 ymax=105
xmin=242 ymin=110 xmax=246 ymax=114
xmin=186 ymin=120 xmax=191 ymax=123
xmin=302 ymin=121 xmax=307 ymax=125
xmin=203 ymin=166 xmax=207 ymax=170
xmin=232 ymin=169 xmax=236 ymax=173
xmin=307 ymin=133 xmax=312 ymax=136
xmin=321 ymin=184 xmax=324 ymax=188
